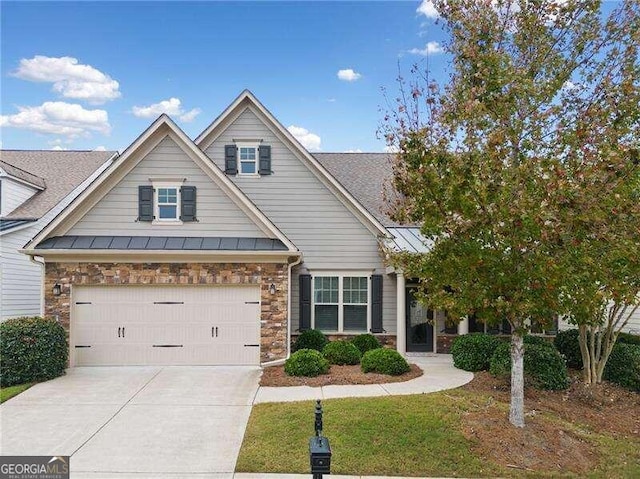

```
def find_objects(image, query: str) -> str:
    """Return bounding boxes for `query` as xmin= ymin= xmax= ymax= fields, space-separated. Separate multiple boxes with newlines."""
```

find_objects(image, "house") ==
xmin=18 ymin=90 xmax=639 ymax=367
xmin=1 ymin=150 xmax=117 ymax=320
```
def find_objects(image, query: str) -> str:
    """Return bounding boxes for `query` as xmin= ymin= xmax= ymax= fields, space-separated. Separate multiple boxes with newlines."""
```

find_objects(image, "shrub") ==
xmin=523 ymin=334 xmax=554 ymax=348
xmin=603 ymin=343 xmax=640 ymax=391
xmin=293 ymin=329 xmax=329 ymax=352
xmin=351 ymin=333 xmax=382 ymax=355
xmin=322 ymin=341 xmax=361 ymax=365
xmin=617 ymin=332 xmax=640 ymax=346
xmin=450 ymin=333 xmax=502 ymax=371
xmin=0 ymin=316 xmax=68 ymax=387
xmin=361 ymin=348 xmax=410 ymax=376
xmin=489 ymin=341 xmax=569 ymax=390
xmin=284 ymin=349 xmax=330 ymax=377
xmin=554 ymin=329 xmax=583 ymax=369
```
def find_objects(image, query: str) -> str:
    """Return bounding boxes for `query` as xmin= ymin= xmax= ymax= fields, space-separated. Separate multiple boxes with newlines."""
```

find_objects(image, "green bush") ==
xmin=489 ymin=341 xmax=569 ymax=390
xmin=0 ymin=316 xmax=68 ymax=387
xmin=293 ymin=329 xmax=329 ymax=352
xmin=284 ymin=349 xmax=330 ymax=377
xmin=451 ymin=333 xmax=502 ymax=371
xmin=322 ymin=341 xmax=361 ymax=365
xmin=361 ymin=348 xmax=410 ymax=376
xmin=351 ymin=333 xmax=382 ymax=355
xmin=603 ymin=343 xmax=640 ymax=391
xmin=554 ymin=329 xmax=583 ymax=369
xmin=617 ymin=332 xmax=640 ymax=346
xmin=523 ymin=334 xmax=554 ymax=348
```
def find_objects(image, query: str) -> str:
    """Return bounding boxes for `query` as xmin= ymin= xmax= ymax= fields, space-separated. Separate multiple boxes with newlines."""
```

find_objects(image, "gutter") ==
xmin=29 ymin=255 xmax=46 ymax=317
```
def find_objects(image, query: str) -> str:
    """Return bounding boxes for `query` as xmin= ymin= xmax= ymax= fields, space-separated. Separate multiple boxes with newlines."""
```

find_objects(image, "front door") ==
xmin=406 ymin=287 xmax=434 ymax=352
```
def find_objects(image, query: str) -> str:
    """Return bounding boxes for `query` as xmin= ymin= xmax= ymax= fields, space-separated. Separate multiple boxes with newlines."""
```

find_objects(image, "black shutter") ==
xmin=225 ymin=144 xmax=238 ymax=175
xmin=299 ymin=274 xmax=312 ymax=331
xmin=370 ymin=274 xmax=384 ymax=333
xmin=258 ymin=145 xmax=271 ymax=175
xmin=180 ymin=186 xmax=196 ymax=222
xmin=138 ymin=185 xmax=154 ymax=222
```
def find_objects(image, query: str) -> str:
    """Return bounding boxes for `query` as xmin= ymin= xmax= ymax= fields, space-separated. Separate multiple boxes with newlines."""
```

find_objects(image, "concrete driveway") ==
xmin=0 ymin=366 xmax=261 ymax=478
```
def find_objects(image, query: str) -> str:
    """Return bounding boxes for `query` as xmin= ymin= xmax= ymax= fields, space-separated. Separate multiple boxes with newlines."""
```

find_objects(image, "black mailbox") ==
xmin=309 ymin=435 xmax=331 ymax=474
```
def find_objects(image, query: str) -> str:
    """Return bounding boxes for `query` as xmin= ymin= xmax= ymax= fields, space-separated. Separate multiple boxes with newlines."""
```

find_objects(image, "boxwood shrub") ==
xmin=450 ymin=333 xmax=502 ymax=372
xmin=489 ymin=341 xmax=569 ymax=390
xmin=603 ymin=343 xmax=640 ymax=391
xmin=361 ymin=348 xmax=410 ymax=376
xmin=617 ymin=332 xmax=640 ymax=346
xmin=351 ymin=333 xmax=382 ymax=355
xmin=554 ymin=329 xmax=583 ymax=369
xmin=293 ymin=329 xmax=329 ymax=352
xmin=322 ymin=341 xmax=361 ymax=365
xmin=284 ymin=349 xmax=330 ymax=377
xmin=0 ymin=316 xmax=68 ymax=387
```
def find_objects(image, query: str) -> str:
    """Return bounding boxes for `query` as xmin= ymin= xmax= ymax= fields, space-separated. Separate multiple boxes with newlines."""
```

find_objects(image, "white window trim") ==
xmin=236 ymin=142 xmax=260 ymax=177
xmin=311 ymin=272 xmax=371 ymax=334
xmin=152 ymin=181 xmax=183 ymax=225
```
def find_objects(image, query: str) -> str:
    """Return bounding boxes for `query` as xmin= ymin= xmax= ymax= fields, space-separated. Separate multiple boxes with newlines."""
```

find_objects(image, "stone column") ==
xmin=458 ymin=316 xmax=469 ymax=335
xmin=396 ymin=272 xmax=406 ymax=355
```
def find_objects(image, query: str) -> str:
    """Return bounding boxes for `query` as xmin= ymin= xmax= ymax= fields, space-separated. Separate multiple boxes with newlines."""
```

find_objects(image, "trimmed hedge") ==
xmin=554 ymin=329 xmax=583 ymax=369
xmin=322 ymin=341 xmax=361 ymax=365
xmin=284 ymin=349 xmax=330 ymax=377
xmin=451 ymin=333 xmax=502 ymax=371
xmin=351 ymin=334 xmax=382 ymax=355
xmin=361 ymin=348 xmax=410 ymax=376
xmin=489 ymin=341 xmax=569 ymax=390
xmin=617 ymin=332 xmax=640 ymax=346
xmin=603 ymin=343 xmax=640 ymax=391
xmin=0 ymin=316 xmax=68 ymax=387
xmin=293 ymin=329 xmax=329 ymax=352
xmin=523 ymin=334 xmax=554 ymax=348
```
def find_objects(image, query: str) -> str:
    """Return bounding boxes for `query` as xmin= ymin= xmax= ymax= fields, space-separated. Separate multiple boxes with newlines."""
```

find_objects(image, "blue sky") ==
xmin=0 ymin=1 xmax=449 ymax=153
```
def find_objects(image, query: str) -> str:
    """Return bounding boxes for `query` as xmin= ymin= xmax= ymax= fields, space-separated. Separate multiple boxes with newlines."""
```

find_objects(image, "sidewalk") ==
xmin=253 ymin=354 xmax=473 ymax=404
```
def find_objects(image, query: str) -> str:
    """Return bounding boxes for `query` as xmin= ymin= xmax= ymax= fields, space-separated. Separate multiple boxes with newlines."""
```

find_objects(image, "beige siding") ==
xmin=69 ymin=137 xmax=266 ymax=237
xmin=559 ymin=308 xmax=640 ymax=334
xmin=1 ymin=178 xmax=38 ymax=216
xmin=205 ymin=107 xmax=396 ymax=332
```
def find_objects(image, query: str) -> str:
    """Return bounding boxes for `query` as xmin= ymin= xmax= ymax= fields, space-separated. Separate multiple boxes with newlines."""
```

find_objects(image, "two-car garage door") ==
xmin=72 ymin=285 xmax=261 ymax=366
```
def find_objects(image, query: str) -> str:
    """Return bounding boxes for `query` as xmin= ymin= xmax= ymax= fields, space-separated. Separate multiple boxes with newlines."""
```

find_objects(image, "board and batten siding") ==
xmin=68 ymin=137 xmax=267 ymax=238
xmin=0 ymin=178 xmax=38 ymax=217
xmin=204 ymin=107 xmax=397 ymax=333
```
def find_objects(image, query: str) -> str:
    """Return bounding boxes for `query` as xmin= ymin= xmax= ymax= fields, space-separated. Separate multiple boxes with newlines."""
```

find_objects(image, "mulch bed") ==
xmin=260 ymin=363 xmax=423 ymax=387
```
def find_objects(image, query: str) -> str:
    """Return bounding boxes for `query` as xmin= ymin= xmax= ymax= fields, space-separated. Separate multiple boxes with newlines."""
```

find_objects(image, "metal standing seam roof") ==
xmin=35 ymin=236 xmax=290 ymax=251
xmin=386 ymin=227 xmax=433 ymax=253
xmin=0 ymin=219 xmax=37 ymax=232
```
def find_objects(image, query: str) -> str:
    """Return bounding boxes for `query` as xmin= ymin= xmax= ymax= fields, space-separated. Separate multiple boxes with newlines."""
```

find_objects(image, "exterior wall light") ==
xmin=52 ymin=283 xmax=62 ymax=296
xmin=269 ymin=283 xmax=276 ymax=295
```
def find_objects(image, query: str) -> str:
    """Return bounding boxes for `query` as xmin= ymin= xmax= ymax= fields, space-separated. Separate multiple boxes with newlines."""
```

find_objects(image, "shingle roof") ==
xmin=0 ymin=150 xmax=116 ymax=220
xmin=0 ymin=161 xmax=46 ymax=189
xmin=313 ymin=153 xmax=402 ymax=227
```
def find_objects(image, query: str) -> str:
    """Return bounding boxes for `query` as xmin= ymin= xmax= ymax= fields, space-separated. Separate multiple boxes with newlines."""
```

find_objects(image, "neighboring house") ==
xmin=18 ymin=91 xmax=639 ymax=368
xmin=1 ymin=150 xmax=118 ymax=320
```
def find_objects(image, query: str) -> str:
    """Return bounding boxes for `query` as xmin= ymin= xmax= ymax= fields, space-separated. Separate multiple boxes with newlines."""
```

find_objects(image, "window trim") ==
xmin=311 ymin=272 xmax=371 ymax=333
xmin=152 ymin=181 xmax=183 ymax=225
xmin=236 ymin=142 xmax=260 ymax=177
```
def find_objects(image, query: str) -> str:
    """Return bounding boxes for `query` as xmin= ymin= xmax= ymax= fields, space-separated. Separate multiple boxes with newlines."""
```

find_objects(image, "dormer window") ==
xmin=238 ymin=145 xmax=258 ymax=175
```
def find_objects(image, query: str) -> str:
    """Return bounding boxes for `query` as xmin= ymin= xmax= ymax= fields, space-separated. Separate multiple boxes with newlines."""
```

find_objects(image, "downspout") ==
xmin=29 ymin=255 xmax=46 ymax=317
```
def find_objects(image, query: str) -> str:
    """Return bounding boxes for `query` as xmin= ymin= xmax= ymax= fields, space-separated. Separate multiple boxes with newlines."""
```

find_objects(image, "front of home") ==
xmin=20 ymin=90 xmax=639 ymax=367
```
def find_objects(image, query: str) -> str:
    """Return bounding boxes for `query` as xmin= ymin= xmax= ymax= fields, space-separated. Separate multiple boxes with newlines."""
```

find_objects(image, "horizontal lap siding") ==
xmin=68 ymin=137 xmax=266 ymax=237
xmin=1 ymin=178 xmax=38 ymax=216
xmin=205 ymin=107 xmax=396 ymax=333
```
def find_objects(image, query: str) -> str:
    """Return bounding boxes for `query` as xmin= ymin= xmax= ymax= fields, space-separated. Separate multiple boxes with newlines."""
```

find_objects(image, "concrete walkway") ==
xmin=254 ymin=354 xmax=473 ymax=404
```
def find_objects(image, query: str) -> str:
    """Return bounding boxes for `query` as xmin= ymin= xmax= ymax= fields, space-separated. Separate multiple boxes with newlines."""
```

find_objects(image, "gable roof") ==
xmin=195 ymin=90 xmax=390 ymax=238
xmin=24 ymin=115 xmax=297 ymax=253
xmin=0 ymin=150 xmax=117 ymax=220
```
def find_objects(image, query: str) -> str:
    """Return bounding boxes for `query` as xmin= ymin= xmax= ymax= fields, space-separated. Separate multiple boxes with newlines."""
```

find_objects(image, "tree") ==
xmin=381 ymin=0 xmax=639 ymax=427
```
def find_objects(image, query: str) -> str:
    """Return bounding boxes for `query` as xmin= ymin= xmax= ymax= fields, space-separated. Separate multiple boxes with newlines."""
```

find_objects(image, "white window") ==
xmin=151 ymin=180 xmax=183 ymax=224
xmin=313 ymin=275 xmax=370 ymax=333
xmin=238 ymin=144 xmax=258 ymax=175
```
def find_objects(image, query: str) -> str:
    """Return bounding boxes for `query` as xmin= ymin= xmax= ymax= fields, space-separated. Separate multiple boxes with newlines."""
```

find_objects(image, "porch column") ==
xmin=396 ymin=272 xmax=406 ymax=355
xmin=458 ymin=316 xmax=469 ymax=335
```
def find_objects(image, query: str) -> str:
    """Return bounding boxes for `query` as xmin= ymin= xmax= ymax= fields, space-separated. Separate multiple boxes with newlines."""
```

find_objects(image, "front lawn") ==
xmin=0 ymin=383 xmax=33 ymax=403
xmin=237 ymin=373 xmax=640 ymax=478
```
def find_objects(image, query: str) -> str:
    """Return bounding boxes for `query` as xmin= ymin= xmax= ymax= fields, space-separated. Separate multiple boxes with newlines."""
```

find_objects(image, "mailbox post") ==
xmin=309 ymin=399 xmax=331 ymax=478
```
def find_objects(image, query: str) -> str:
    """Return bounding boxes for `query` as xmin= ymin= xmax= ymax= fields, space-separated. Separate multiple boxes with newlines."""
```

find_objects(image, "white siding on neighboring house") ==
xmin=68 ymin=137 xmax=267 ymax=238
xmin=559 ymin=306 xmax=640 ymax=335
xmin=0 ymin=178 xmax=38 ymax=217
xmin=204 ymin=107 xmax=396 ymax=333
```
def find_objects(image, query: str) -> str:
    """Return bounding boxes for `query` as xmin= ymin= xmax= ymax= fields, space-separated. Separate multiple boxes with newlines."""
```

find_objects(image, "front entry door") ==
xmin=406 ymin=287 xmax=434 ymax=352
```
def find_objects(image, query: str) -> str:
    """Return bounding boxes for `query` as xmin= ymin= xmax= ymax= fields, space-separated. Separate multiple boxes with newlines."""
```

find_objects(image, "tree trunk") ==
xmin=578 ymin=325 xmax=592 ymax=384
xmin=509 ymin=332 xmax=525 ymax=428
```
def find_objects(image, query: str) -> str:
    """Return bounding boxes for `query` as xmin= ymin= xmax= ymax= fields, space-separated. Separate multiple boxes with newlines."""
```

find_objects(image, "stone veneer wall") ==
xmin=45 ymin=262 xmax=288 ymax=363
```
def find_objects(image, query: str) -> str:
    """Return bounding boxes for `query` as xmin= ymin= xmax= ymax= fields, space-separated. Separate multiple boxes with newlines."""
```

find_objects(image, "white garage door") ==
xmin=72 ymin=285 xmax=261 ymax=366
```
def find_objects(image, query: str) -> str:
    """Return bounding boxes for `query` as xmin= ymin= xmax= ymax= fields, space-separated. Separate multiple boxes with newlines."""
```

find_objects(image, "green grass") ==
xmin=237 ymin=390 xmax=640 ymax=478
xmin=0 ymin=383 xmax=33 ymax=403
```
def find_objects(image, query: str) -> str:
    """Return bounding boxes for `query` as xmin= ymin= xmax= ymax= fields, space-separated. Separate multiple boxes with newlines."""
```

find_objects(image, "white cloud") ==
xmin=287 ymin=125 xmax=321 ymax=151
xmin=51 ymin=145 xmax=65 ymax=151
xmin=93 ymin=145 xmax=107 ymax=151
xmin=0 ymin=101 xmax=111 ymax=138
xmin=417 ymin=1 xmax=439 ymax=19
xmin=131 ymin=97 xmax=201 ymax=122
xmin=327 ymin=98 xmax=337 ymax=103
xmin=409 ymin=41 xmax=443 ymax=56
xmin=13 ymin=56 xmax=120 ymax=104
xmin=344 ymin=149 xmax=363 ymax=153
xmin=384 ymin=145 xmax=399 ymax=153
xmin=337 ymin=69 xmax=362 ymax=82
